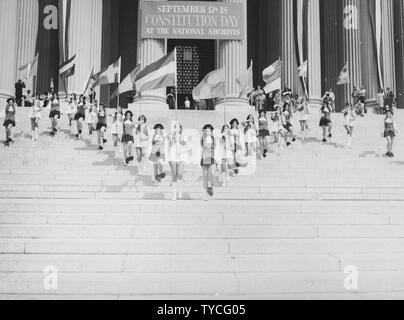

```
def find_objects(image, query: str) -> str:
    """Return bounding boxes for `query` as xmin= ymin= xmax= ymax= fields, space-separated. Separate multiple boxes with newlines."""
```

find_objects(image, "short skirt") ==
xmin=149 ymin=152 xmax=165 ymax=163
xmin=121 ymin=134 xmax=134 ymax=143
xmin=319 ymin=117 xmax=332 ymax=127
xmin=74 ymin=113 xmax=85 ymax=121
xmin=201 ymin=157 xmax=216 ymax=167
xmin=259 ymin=129 xmax=270 ymax=137
xmin=384 ymin=130 xmax=396 ymax=138
xmin=49 ymin=110 xmax=61 ymax=119
xmin=96 ymin=122 xmax=107 ymax=131
xmin=3 ymin=119 xmax=16 ymax=128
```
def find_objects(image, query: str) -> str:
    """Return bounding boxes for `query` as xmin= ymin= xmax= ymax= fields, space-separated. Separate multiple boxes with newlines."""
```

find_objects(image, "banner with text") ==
xmin=140 ymin=1 xmax=244 ymax=40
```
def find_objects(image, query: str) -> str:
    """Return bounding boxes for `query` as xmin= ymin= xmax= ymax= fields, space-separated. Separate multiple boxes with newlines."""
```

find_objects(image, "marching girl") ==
xmin=269 ymin=109 xmax=285 ymax=152
xmin=258 ymin=110 xmax=271 ymax=158
xmin=201 ymin=124 xmax=217 ymax=200
xmin=74 ymin=95 xmax=86 ymax=139
xmin=122 ymin=110 xmax=136 ymax=166
xmin=134 ymin=115 xmax=150 ymax=175
xmin=319 ymin=101 xmax=333 ymax=143
xmin=229 ymin=119 xmax=246 ymax=175
xmin=341 ymin=102 xmax=357 ymax=148
xmin=49 ymin=93 xmax=61 ymax=136
xmin=2 ymin=98 xmax=17 ymax=147
xmin=96 ymin=104 xmax=108 ymax=150
xmin=296 ymin=97 xmax=310 ymax=140
xmin=28 ymin=94 xmax=44 ymax=141
xmin=220 ymin=125 xmax=234 ymax=186
xmin=383 ymin=110 xmax=399 ymax=158
xmin=110 ymin=106 xmax=124 ymax=159
xmin=168 ymin=122 xmax=190 ymax=201
xmin=244 ymin=115 xmax=258 ymax=156
xmin=149 ymin=124 xmax=167 ymax=186
xmin=87 ymin=102 xmax=98 ymax=137
xmin=67 ymin=94 xmax=77 ymax=128
xmin=282 ymin=101 xmax=296 ymax=147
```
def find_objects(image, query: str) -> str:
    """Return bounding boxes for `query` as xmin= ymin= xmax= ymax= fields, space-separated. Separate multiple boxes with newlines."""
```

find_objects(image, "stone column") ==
xmin=360 ymin=0 xmax=379 ymax=109
xmin=0 ymin=0 xmax=18 ymax=105
xmin=282 ymin=0 xmax=300 ymax=94
xmin=135 ymin=0 xmax=167 ymax=108
xmin=15 ymin=0 xmax=39 ymax=94
xmin=307 ymin=0 xmax=322 ymax=107
xmin=343 ymin=0 xmax=362 ymax=102
xmin=67 ymin=0 xmax=102 ymax=96
xmin=216 ymin=0 xmax=249 ymax=109
xmin=382 ymin=0 xmax=396 ymax=92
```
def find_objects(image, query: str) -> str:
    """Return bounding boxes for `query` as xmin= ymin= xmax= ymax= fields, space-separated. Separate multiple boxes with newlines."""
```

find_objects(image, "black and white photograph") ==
xmin=1 ymin=0 xmax=404 ymax=303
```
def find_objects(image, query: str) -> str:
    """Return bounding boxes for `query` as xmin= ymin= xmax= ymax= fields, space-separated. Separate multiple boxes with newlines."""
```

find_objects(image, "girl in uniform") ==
xmin=74 ymin=95 xmax=86 ymax=139
xmin=296 ymin=97 xmax=310 ymax=140
xmin=244 ymin=115 xmax=258 ymax=157
xmin=168 ymin=122 xmax=189 ymax=201
xmin=282 ymin=101 xmax=296 ymax=147
xmin=29 ymin=94 xmax=44 ymax=141
xmin=220 ymin=125 xmax=233 ymax=186
xmin=341 ymin=102 xmax=357 ymax=148
xmin=49 ymin=93 xmax=61 ymax=136
xmin=383 ymin=110 xmax=399 ymax=158
xmin=319 ymin=101 xmax=333 ymax=143
xmin=149 ymin=124 xmax=167 ymax=186
xmin=270 ymin=109 xmax=285 ymax=152
xmin=134 ymin=115 xmax=150 ymax=175
xmin=96 ymin=104 xmax=108 ymax=150
xmin=201 ymin=124 xmax=216 ymax=200
xmin=110 ymin=106 xmax=124 ymax=159
xmin=67 ymin=94 xmax=77 ymax=128
xmin=87 ymin=102 xmax=98 ymax=137
xmin=229 ymin=119 xmax=244 ymax=175
xmin=2 ymin=98 xmax=16 ymax=146
xmin=122 ymin=110 xmax=136 ymax=165
xmin=258 ymin=110 xmax=271 ymax=158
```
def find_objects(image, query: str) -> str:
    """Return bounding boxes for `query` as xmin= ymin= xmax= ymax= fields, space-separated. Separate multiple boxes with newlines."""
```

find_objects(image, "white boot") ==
xmin=347 ymin=137 xmax=352 ymax=148
xmin=172 ymin=183 xmax=178 ymax=201
xmin=31 ymin=131 xmax=35 ymax=141
xmin=177 ymin=180 xmax=183 ymax=199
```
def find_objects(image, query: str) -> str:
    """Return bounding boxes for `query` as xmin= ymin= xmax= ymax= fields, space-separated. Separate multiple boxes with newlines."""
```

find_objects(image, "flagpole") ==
xmin=117 ymin=57 xmax=122 ymax=109
xmin=174 ymin=47 xmax=178 ymax=121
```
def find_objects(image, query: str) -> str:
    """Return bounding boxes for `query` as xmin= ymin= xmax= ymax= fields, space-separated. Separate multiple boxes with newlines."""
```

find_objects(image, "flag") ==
xmin=337 ymin=62 xmax=350 ymax=85
xmin=192 ymin=68 xmax=226 ymax=101
xmin=135 ymin=50 xmax=176 ymax=93
xmin=262 ymin=59 xmax=282 ymax=94
xmin=59 ymin=55 xmax=76 ymax=78
xmin=92 ymin=58 xmax=121 ymax=88
xmin=29 ymin=54 xmax=39 ymax=78
xmin=111 ymin=64 xmax=142 ymax=98
xmin=19 ymin=55 xmax=38 ymax=81
xmin=298 ymin=60 xmax=308 ymax=78
xmin=82 ymin=66 xmax=98 ymax=96
xmin=237 ymin=60 xmax=253 ymax=98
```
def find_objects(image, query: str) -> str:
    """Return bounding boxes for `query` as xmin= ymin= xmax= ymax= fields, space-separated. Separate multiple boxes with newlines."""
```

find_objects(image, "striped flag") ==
xmin=82 ymin=66 xmax=97 ymax=96
xmin=112 ymin=64 xmax=142 ymax=98
xmin=263 ymin=59 xmax=282 ymax=94
xmin=135 ymin=50 xmax=176 ymax=93
xmin=337 ymin=62 xmax=350 ymax=85
xmin=19 ymin=54 xmax=39 ymax=80
xmin=59 ymin=55 xmax=76 ymax=79
xmin=237 ymin=60 xmax=253 ymax=98
xmin=92 ymin=58 xmax=121 ymax=88
xmin=192 ymin=68 xmax=226 ymax=101
xmin=298 ymin=60 xmax=308 ymax=78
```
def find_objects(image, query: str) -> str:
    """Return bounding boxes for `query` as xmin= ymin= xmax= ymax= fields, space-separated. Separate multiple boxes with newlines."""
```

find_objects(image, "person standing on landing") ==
xmin=2 ymin=98 xmax=17 ymax=147
xmin=383 ymin=110 xmax=399 ymax=158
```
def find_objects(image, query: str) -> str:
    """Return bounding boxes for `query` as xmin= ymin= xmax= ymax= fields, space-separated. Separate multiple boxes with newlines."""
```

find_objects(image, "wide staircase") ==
xmin=0 ymin=106 xmax=404 ymax=300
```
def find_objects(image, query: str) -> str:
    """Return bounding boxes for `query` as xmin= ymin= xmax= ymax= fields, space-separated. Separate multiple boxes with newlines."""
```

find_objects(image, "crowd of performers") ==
xmin=1 ymin=87 xmax=400 ymax=200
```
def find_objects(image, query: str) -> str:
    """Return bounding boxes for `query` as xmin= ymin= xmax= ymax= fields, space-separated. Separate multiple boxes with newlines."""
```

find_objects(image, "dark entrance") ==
xmin=167 ymin=39 xmax=215 ymax=109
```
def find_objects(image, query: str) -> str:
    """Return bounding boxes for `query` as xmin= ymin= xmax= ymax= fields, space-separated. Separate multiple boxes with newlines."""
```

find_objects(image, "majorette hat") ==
xmin=154 ymin=123 xmax=164 ymax=130
xmin=203 ymin=124 xmax=214 ymax=131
